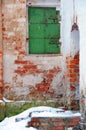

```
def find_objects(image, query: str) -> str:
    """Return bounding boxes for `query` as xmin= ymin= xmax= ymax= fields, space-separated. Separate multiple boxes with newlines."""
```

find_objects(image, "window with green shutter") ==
xmin=28 ymin=7 xmax=60 ymax=54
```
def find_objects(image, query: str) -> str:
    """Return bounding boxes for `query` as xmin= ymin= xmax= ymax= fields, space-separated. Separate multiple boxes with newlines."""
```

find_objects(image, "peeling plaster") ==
xmin=0 ymin=0 xmax=80 ymax=110
xmin=3 ymin=54 xmax=17 ymax=83
xmin=23 ymin=74 xmax=43 ymax=87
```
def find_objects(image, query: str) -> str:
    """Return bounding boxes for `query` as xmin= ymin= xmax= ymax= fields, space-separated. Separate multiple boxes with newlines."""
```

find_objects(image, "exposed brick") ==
xmin=2 ymin=27 xmax=6 ymax=31
xmin=0 ymin=50 xmax=3 ymax=54
xmin=66 ymin=52 xmax=79 ymax=109
xmin=36 ymin=84 xmax=49 ymax=92
xmin=35 ymin=69 xmax=45 ymax=73
xmin=57 ymin=119 xmax=64 ymax=126
xmin=28 ymin=117 xmax=80 ymax=130
xmin=49 ymin=67 xmax=61 ymax=73
xmin=23 ymin=65 xmax=37 ymax=70
xmin=0 ymin=87 xmax=3 ymax=93
xmin=0 ymin=80 xmax=3 ymax=83
xmin=68 ymin=69 xmax=73 ymax=73
xmin=67 ymin=65 xmax=77 ymax=69
xmin=15 ymin=69 xmax=26 ymax=76
xmin=69 ymin=118 xmax=80 ymax=127
xmin=28 ymin=121 xmax=37 ymax=127
xmin=56 ymin=127 xmax=64 ymax=130
xmin=71 ymin=118 xmax=80 ymax=122
xmin=74 ymin=68 xmax=79 ymax=73
xmin=0 ymin=0 xmax=80 ymax=107
xmin=71 ymin=101 xmax=76 ymax=106
xmin=70 ymin=59 xmax=79 ymax=65
xmin=0 ymin=94 xmax=3 ymax=99
xmin=70 ymin=85 xmax=76 ymax=91
xmin=70 ymin=77 xmax=77 ymax=82
xmin=32 ymin=118 xmax=41 ymax=122
xmin=15 ymin=60 xmax=28 ymax=64
xmin=74 ymin=53 xmax=79 ymax=59
xmin=47 ymin=73 xmax=54 ymax=79
xmin=52 ymin=118 xmax=57 ymax=122
xmin=66 ymin=73 xmax=77 ymax=78
xmin=0 ymin=87 xmax=3 ymax=99
xmin=19 ymin=51 xmax=26 ymax=55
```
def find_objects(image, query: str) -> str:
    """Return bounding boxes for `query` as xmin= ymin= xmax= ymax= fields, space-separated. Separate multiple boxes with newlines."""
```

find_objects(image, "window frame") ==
xmin=26 ymin=0 xmax=61 ymax=55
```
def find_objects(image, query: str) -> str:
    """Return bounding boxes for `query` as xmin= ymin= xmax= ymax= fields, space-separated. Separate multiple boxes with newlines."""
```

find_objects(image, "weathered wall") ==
xmin=2 ymin=0 xmax=27 ymax=100
xmin=0 ymin=0 xmax=80 ymax=109
xmin=1 ymin=0 xmax=66 ymax=106
xmin=61 ymin=0 xmax=80 ymax=110
xmin=0 ymin=0 xmax=3 ymax=99
xmin=66 ymin=52 xmax=79 ymax=110
xmin=78 ymin=0 xmax=86 ymax=113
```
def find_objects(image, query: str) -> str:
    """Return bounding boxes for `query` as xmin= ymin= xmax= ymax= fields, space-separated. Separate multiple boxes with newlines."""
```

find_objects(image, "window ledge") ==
xmin=26 ymin=53 xmax=63 ymax=57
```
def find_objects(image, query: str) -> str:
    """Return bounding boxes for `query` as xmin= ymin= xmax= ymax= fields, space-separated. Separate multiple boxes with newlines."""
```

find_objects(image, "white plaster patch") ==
xmin=3 ymin=54 xmax=17 ymax=83
xmin=61 ymin=0 xmax=74 ymax=55
xmin=6 ymin=4 xmax=25 ymax=9
xmin=7 ymin=32 xmax=15 ymax=36
xmin=70 ymin=29 xmax=80 ymax=57
xmin=26 ymin=56 xmax=63 ymax=70
xmin=16 ymin=18 xmax=26 ymax=22
xmin=12 ymin=86 xmax=29 ymax=96
xmin=23 ymin=74 xmax=43 ymax=87
xmin=51 ymin=72 xmax=64 ymax=93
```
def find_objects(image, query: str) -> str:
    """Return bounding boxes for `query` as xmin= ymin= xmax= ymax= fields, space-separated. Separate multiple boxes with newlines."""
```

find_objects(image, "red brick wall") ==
xmin=1 ymin=0 xmax=66 ymax=103
xmin=0 ymin=0 xmax=65 ymax=103
xmin=14 ymin=59 xmax=62 ymax=99
xmin=0 ymin=0 xmax=80 ymax=110
xmin=66 ymin=52 xmax=79 ymax=110
xmin=28 ymin=117 xmax=80 ymax=130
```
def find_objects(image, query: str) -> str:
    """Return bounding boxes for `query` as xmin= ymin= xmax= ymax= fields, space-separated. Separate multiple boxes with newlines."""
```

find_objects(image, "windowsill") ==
xmin=26 ymin=53 xmax=63 ymax=57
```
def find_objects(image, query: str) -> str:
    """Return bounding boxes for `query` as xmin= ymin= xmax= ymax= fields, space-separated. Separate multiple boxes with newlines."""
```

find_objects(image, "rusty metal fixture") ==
xmin=71 ymin=22 xmax=79 ymax=31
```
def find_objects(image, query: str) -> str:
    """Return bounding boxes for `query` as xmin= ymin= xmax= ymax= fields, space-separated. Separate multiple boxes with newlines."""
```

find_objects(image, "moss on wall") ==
xmin=0 ymin=102 xmax=5 ymax=121
xmin=0 ymin=100 xmax=64 ymax=121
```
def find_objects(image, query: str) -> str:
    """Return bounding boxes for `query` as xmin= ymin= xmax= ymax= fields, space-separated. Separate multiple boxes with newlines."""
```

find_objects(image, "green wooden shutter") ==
xmin=29 ymin=7 xmax=60 ymax=54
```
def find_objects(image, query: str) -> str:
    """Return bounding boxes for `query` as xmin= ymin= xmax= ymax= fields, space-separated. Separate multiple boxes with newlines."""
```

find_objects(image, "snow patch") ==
xmin=0 ymin=106 xmax=81 ymax=130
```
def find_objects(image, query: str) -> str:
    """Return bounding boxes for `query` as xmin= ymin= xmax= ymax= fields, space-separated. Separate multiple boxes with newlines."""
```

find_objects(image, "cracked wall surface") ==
xmin=0 ymin=0 xmax=80 ymax=110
